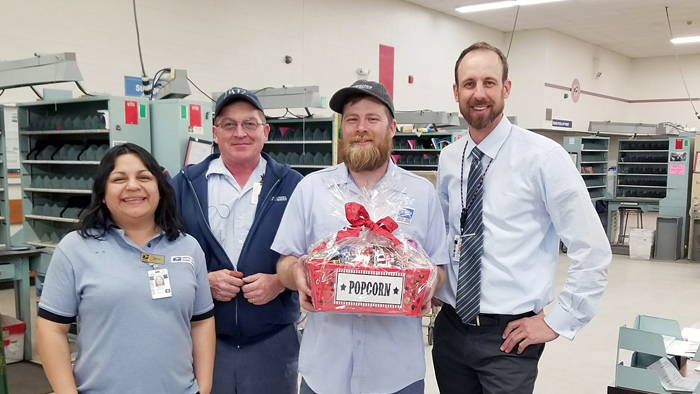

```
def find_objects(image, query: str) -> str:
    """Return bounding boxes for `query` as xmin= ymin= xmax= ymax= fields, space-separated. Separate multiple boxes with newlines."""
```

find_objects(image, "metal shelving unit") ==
xmin=24 ymin=214 xmax=80 ymax=224
xmin=263 ymin=116 xmax=338 ymax=175
xmin=22 ymin=160 xmax=101 ymax=165
xmin=0 ymin=107 xmax=12 ymax=247
xmin=616 ymin=139 xmax=669 ymax=200
xmin=265 ymin=140 xmax=332 ymax=145
xmin=391 ymin=132 xmax=454 ymax=170
xmin=17 ymin=96 xmax=151 ymax=267
xmin=23 ymin=188 xmax=92 ymax=194
xmin=20 ymin=129 xmax=110 ymax=135
xmin=563 ymin=136 xmax=611 ymax=201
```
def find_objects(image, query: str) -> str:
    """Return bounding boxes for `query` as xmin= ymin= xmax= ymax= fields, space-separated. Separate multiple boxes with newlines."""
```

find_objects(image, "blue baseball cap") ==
xmin=215 ymin=87 xmax=265 ymax=118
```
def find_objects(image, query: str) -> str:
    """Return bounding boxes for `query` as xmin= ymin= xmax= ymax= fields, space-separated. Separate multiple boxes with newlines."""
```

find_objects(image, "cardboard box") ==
xmin=2 ymin=315 xmax=25 ymax=364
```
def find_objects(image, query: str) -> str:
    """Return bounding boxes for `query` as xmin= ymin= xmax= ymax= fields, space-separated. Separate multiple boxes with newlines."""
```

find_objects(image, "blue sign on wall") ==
xmin=552 ymin=119 xmax=573 ymax=128
xmin=124 ymin=76 xmax=161 ymax=97
xmin=125 ymin=76 xmax=144 ymax=97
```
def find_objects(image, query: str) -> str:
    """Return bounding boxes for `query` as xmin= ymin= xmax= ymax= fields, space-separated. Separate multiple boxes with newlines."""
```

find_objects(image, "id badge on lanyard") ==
xmin=453 ymin=233 xmax=476 ymax=261
xmin=148 ymin=268 xmax=172 ymax=299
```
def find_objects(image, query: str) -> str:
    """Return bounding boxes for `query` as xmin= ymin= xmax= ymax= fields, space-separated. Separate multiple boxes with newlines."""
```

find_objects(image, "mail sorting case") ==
xmin=263 ymin=116 xmax=338 ymax=176
xmin=17 ymin=96 xmax=151 ymax=287
xmin=0 ymin=106 xmax=14 ymax=247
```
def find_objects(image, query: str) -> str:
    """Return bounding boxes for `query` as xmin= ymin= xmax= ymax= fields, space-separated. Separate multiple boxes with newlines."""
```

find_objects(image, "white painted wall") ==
xmin=0 ymin=0 xmax=502 ymax=117
xmin=2 ymin=0 xmax=699 ymax=128
xmin=504 ymin=29 xmax=548 ymax=129
xmin=628 ymin=55 xmax=700 ymax=129
xmin=506 ymin=29 xmax=632 ymax=131
xmin=505 ymin=29 xmax=700 ymax=133
xmin=3 ymin=1 xmax=696 ymax=130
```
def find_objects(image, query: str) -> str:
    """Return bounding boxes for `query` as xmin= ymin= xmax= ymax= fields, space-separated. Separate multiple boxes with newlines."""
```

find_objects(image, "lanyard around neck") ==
xmin=460 ymin=143 xmax=492 ymax=214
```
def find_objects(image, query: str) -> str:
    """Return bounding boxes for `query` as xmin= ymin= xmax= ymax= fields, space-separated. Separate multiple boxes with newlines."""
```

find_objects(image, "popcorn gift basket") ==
xmin=304 ymin=172 xmax=437 ymax=316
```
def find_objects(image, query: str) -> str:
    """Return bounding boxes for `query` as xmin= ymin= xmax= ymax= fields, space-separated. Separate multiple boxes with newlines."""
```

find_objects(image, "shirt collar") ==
xmin=466 ymin=115 xmax=511 ymax=160
xmin=206 ymin=157 xmax=231 ymax=178
xmin=104 ymin=219 xmax=166 ymax=245
xmin=331 ymin=161 xmax=406 ymax=194
xmin=206 ymin=156 xmax=267 ymax=185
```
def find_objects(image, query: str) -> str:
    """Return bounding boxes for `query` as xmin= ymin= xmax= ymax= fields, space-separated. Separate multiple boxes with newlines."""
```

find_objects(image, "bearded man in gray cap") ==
xmin=274 ymin=80 xmax=449 ymax=394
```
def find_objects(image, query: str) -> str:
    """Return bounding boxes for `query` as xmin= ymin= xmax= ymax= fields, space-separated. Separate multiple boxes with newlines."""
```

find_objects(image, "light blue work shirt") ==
xmin=271 ymin=162 xmax=449 ymax=394
xmin=38 ymin=229 xmax=214 ymax=394
xmin=206 ymin=156 xmax=266 ymax=269
xmin=435 ymin=116 xmax=611 ymax=340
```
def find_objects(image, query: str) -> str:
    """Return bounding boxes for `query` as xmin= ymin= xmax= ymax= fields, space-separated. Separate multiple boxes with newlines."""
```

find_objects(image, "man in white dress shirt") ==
xmin=433 ymin=41 xmax=612 ymax=394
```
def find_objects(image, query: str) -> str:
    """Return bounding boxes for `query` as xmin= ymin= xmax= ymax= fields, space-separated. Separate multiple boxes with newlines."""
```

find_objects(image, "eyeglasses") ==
xmin=215 ymin=119 xmax=264 ymax=133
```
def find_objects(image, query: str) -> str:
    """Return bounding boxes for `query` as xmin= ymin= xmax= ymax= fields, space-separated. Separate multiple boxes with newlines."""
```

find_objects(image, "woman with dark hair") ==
xmin=36 ymin=143 xmax=215 ymax=394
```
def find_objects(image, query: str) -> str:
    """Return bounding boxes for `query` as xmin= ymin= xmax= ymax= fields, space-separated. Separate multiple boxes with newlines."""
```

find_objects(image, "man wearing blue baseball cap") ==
xmin=172 ymin=87 xmax=303 ymax=394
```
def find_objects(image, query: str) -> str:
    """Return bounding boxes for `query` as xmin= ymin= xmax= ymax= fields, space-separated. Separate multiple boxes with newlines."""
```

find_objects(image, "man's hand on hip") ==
xmin=208 ymin=269 xmax=245 ymax=302
xmin=500 ymin=311 xmax=559 ymax=354
xmin=241 ymin=273 xmax=285 ymax=305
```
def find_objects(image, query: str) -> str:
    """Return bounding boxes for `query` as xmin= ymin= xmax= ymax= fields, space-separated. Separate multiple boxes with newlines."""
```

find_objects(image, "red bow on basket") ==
xmin=336 ymin=202 xmax=401 ymax=246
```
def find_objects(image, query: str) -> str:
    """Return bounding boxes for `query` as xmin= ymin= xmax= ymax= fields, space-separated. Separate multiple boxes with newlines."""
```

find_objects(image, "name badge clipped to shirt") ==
xmin=140 ymin=253 xmax=165 ymax=266
xmin=453 ymin=233 xmax=476 ymax=261
xmin=453 ymin=235 xmax=462 ymax=261
xmin=252 ymin=181 xmax=262 ymax=205
xmin=148 ymin=268 xmax=172 ymax=299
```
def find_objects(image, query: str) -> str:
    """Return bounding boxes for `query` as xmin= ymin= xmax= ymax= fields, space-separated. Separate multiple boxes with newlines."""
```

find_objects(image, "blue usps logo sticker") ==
xmin=396 ymin=207 xmax=415 ymax=225
xmin=171 ymin=256 xmax=194 ymax=266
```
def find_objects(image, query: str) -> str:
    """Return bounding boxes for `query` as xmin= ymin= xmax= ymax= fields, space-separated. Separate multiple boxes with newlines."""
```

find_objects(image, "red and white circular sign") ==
xmin=571 ymin=79 xmax=581 ymax=103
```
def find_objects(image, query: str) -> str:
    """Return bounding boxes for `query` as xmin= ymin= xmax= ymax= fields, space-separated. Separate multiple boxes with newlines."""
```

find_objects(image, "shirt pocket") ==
xmin=166 ymin=262 xmax=197 ymax=302
xmin=312 ymin=219 xmax=347 ymax=247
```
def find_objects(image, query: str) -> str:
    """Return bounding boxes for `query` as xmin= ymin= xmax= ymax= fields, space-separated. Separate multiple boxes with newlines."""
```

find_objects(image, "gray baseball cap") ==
xmin=329 ymin=80 xmax=395 ymax=118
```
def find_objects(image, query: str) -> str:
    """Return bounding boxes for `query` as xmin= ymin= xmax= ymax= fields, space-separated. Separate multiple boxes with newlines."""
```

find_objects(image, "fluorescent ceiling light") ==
xmin=518 ymin=0 xmax=567 ymax=5
xmin=456 ymin=0 xmax=567 ymax=14
xmin=456 ymin=1 xmax=514 ymax=13
xmin=671 ymin=36 xmax=700 ymax=44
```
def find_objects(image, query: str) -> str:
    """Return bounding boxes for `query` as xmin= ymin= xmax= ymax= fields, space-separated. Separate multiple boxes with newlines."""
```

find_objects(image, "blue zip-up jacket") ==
xmin=172 ymin=152 xmax=303 ymax=345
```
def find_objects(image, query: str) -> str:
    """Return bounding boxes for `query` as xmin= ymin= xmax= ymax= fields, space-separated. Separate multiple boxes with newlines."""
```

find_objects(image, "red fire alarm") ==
xmin=408 ymin=75 xmax=414 ymax=84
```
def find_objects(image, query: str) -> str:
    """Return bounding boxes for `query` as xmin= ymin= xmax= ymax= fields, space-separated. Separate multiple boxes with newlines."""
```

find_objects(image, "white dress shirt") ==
xmin=435 ymin=116 xmax=611 ymax=340
xmin=206 ymin=156 xmax=266 ymax=269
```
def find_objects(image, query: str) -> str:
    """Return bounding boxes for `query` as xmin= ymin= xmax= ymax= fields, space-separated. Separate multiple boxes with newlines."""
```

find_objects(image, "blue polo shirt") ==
xmin=38 ymin=228 xmax=214 ymax=394
xmin=271 ymin=162 xmax=449 ymax=394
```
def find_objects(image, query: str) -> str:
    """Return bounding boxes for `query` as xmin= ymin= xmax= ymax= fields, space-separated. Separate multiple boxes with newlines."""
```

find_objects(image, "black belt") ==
xmin=445 ymin=304 xmax=535 ymax=327
xmin=465 ymin=311 xmax=535 ymax=327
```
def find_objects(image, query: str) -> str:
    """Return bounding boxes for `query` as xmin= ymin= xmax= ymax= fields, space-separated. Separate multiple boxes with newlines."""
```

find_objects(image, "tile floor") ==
xmin=2 ymin=253 xmax=699 ymax=393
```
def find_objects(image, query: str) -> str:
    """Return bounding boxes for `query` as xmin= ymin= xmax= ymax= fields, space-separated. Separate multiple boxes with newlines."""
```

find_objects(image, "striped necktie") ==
xmin=455 ymin=147 xmax=485 ymax=324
